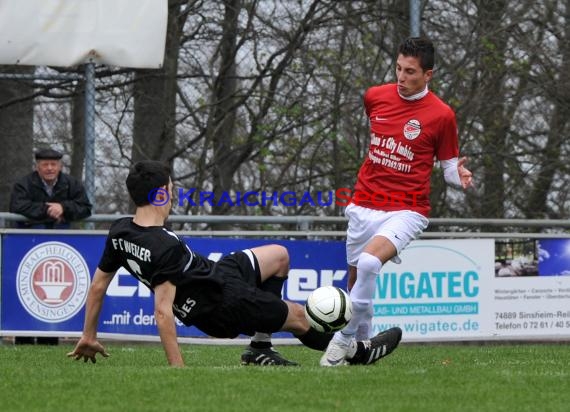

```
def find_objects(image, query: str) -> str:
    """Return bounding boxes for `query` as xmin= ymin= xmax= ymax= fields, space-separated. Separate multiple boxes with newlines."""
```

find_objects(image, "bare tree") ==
xmin=523 ymin=0 xmax=570 ymax=218
xmin=2 ymin=0 xmax=569 ymax=223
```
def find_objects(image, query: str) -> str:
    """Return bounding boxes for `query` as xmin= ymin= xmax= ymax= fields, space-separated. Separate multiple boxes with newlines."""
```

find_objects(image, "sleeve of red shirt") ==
xmin=363 ymin=86 xmax=379 ymax=116
xmin=435 ymin=106 xmax=460 ymax=161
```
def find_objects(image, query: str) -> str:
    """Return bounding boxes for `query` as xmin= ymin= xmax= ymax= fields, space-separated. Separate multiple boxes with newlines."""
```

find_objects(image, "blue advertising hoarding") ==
xmin=0 ymin=233 xmax=348 ymax=338
xmin=5 ymin=233 xmax=567 ymax=342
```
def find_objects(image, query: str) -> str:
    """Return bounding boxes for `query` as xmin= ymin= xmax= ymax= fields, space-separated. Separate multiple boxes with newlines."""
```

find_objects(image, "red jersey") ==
xmin=352 ymin=83 xmax=459 ymax=216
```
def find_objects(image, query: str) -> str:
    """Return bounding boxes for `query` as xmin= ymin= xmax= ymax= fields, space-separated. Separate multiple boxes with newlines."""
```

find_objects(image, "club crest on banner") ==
xmin=16 ymin=242 xmax=90 ymax=323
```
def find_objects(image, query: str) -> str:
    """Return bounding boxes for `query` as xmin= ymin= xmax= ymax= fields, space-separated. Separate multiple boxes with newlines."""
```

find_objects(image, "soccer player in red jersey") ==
xmin=321 ymin=37 xmax=473 ymax=366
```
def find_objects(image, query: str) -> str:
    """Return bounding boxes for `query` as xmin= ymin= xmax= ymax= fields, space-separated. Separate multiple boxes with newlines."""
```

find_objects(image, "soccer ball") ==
xmin=304 ymin=286 xmax=353 ymax=333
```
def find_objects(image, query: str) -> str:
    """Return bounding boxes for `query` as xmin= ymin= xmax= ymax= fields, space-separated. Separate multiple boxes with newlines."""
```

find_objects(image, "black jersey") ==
xmin=98 ymin=217 xmax=224 ymax=325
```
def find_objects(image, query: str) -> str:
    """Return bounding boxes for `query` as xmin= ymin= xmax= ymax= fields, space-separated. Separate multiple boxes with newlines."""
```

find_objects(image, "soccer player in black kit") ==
xmin=67 ymin=161 xmax=401 ymax=367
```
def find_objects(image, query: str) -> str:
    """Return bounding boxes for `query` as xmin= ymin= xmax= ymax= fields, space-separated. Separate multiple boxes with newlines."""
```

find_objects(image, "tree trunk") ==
xmin=131 ymin=0 xmax=184 ymax=164
xmin=477 ymin=0 xmax=508 ymax=220
xmin=524 ymin=0 xmax=570 ymax=218
xmin=70 ymin=78 xmax=86 ymax=181
xmin=0 ymin=66 xmax=34 ymax=215
xmin=209 ymin=0 xmax=241 ymax=215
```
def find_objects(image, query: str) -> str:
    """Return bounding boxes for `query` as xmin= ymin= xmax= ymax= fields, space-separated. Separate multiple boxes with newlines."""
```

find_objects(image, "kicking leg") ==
xmin=321 ymin=236 xmax=395 ymax=366
xmin=241 ymin=245 xmax=298 ymax=366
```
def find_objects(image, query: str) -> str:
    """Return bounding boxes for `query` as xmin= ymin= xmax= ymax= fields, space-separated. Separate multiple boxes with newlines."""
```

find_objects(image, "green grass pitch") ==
xmin=1 ymin=341 xmax=569 ymax=412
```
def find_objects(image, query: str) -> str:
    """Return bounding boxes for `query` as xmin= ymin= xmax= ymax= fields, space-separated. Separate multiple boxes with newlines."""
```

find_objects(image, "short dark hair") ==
xmin=126 ymin=161 xmax=171 ymax=206
xmin=398 ymin=37 xmax=435 ymax=71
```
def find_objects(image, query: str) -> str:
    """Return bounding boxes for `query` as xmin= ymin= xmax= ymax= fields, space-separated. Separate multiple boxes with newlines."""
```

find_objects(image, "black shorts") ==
xmin=190 ymin=250 xmax=289 ymax=338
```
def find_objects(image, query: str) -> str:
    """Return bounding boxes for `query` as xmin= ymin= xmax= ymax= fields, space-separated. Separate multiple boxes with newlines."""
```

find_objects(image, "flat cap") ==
xmin=35 ymin=148 xmax=63 ymax=160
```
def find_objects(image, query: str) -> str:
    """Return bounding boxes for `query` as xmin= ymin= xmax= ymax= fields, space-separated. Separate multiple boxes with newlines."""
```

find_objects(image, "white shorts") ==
xmin=345 ymin=203 xmax=429 ymax=266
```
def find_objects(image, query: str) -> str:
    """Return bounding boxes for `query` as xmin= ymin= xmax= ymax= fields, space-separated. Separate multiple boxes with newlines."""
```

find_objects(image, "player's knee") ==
xmin=271 ymin=244 xmax=290 ymax=277
xmin=356 ymin=252 xmax=382 ymax=277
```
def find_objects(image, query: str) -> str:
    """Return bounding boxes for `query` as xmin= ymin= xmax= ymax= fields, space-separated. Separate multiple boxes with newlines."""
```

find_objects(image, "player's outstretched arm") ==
xmin=441 ymin=156 xmax=474 ymax=190
xmin=67 ymin=268 xmax=115 ymax=363
xmin=154 ymin=281 xmax=184 ymax=367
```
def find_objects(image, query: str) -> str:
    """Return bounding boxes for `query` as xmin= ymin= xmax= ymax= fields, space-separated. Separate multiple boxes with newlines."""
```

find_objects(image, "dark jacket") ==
xmin=9 ymin=171 xmax=92 ymax=228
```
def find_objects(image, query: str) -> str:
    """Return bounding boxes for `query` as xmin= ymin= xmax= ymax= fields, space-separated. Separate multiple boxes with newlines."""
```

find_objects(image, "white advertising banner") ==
xmin=373 ymin=239 xmax=495 ymax=341
xmin=0 ymin=0 xmax=167 ymax=68
xmin=373 ymin=238 xmax=570 ymax=341
xmin=492 ymin=238 xmax=570 ymax=337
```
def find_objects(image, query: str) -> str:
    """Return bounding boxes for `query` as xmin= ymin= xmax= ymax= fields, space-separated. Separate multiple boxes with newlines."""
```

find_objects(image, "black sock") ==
xmin=254 ymin=277 xmax=285 ymax=348
xmin=295 ymin=328 xmax=334 ymax=351
xmin=249 ymin=340 xmax=272 ymax=349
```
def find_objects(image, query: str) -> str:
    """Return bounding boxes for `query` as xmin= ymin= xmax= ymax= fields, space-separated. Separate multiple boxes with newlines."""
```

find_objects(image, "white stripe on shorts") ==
xmin=242 ymin=249 xmax=257 ymax=270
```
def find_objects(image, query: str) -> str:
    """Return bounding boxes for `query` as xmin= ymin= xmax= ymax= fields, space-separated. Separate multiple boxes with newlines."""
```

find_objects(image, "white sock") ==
xmin=334 ymin=252 xmax=382 ymax=344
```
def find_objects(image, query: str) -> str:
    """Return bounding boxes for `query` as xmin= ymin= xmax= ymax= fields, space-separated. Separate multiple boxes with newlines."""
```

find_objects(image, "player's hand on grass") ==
xmin=67 ymin=338 xmax=110 ymax=363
